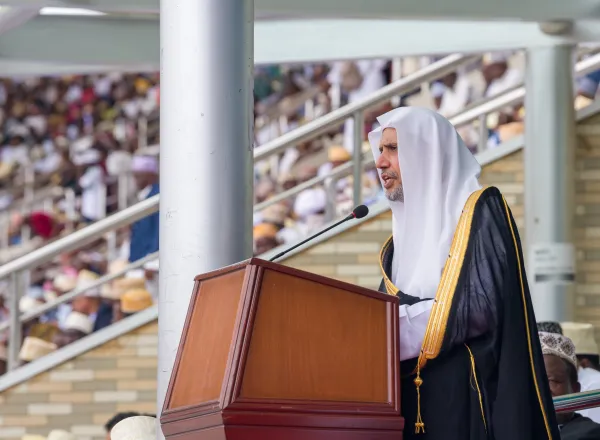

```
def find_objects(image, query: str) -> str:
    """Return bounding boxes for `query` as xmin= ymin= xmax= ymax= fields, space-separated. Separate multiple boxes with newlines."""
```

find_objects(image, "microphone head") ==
xmin=352 ymin=205 xmax=369 ymax=219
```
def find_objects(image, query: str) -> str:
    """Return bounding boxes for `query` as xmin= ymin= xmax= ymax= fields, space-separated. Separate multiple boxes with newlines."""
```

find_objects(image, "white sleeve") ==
xmin=399 ymin=300 xmax=435 ymax=361
xmin=327 ymin=62 xmax=342 ymax=85
xmin=79 ymin=166 xmax=102 ymax=188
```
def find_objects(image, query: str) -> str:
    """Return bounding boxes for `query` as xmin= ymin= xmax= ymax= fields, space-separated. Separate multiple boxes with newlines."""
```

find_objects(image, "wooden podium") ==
xmin=160 ymin=258 xmax=403 ymax=439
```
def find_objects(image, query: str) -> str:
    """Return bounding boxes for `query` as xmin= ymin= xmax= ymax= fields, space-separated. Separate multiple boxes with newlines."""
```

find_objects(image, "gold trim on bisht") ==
xmin=379 ymin=236 xmax=398 ymax=296
xmin=417 ymin=188 xmax=485 ymax=368
xmin=378 ymin=187 xmax=486 ymax=433
xmin=413 ymin=187 xmax=485 ymax=433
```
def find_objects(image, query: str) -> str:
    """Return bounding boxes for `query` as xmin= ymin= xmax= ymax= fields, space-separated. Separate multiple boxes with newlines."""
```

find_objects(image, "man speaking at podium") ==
xmin=370 ymin=107 xmax=560 ymax=439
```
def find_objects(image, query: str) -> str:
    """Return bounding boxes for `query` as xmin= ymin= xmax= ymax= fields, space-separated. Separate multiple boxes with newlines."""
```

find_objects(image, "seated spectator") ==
xmin=10 ymin=210 xmax=65 ymax=243
xmin=53 ymin=310 xmax=93 ymax=347
xmin=577 ymin=68 xmax=600 ymax=101
xmin=120 ymin=288 xmax=154 ymax=317
xmin=255 ymin=178 xmax=275 ymax=204
xmin=318 ymin=145 xmax=351 ymax=179
xmin=433 ymin=71 xmax=480 ymax=117
xmin=539 ymin=331 xmax=600 ymax=439
xmin=129 ymin=155 xmax=159 ymax=264
xmin=253 ymin=223 xmax=280 ymax=255
xmin=482 ymin=52 xmax=524 ymax=148
xmin=325 ymin=59 xmax=387 ymax=153
xmin=77 ymin=147 xmax=108 ymax=223
xmin=104 ymin=412 xmax=142 ymax=440
xmin=562 ymin=322 xmax=600 ymax=423
xmin=18 ymin=336 xmax=57 ymax=364
xmin=143 ymin=259 xmax=159 ymax=302
xmin=260 ymin=203 xmax=289 ymax=230
xmin=110 ymin=415 xmax=156 ymax=440
xmin=278 ymin=172 xmax=297 ymax=192
xmin=293 ymin=187 xmax=327 ymax=236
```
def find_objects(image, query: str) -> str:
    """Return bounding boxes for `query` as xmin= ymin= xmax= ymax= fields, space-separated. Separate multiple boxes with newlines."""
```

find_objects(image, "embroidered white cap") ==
xmin=539 ymin=331 xmax=578 ymax=369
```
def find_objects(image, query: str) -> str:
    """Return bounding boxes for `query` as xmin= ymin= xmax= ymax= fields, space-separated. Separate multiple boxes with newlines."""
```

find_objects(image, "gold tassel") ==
xmin=414 ymin=362 xmax=425 ymax=434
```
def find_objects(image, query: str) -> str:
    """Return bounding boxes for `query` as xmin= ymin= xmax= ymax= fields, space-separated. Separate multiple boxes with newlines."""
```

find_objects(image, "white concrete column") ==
xmin=158 ymin=0 xmax=254 ymax=430
xmin=524 ymin=45 xmax=576 ymax=322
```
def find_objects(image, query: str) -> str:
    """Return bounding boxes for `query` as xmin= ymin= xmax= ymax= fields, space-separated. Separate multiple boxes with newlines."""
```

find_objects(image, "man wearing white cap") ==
xmin=129 ymin=155 xmax=159 ymax=264
xmin=110 ymin=415 xmax=156 ymax=440
xmin=539 ymin=331 xmax=600 ymax=439
xmin=371 ymin=107 xmax=558 ymax=439
xmin=562 ymin=322 xmax=600 ymax=423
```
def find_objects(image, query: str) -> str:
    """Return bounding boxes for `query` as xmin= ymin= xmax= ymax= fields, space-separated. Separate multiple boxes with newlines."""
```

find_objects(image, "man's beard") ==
xmin=386 ymin=183 xmax=404 ymax=202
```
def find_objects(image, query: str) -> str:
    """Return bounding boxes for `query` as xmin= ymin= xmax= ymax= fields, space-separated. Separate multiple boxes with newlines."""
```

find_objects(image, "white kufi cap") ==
xmin=111 ymin=416 xmax=156 ymax=440
xmin=64 ymin=311 xmax=94 ymax=334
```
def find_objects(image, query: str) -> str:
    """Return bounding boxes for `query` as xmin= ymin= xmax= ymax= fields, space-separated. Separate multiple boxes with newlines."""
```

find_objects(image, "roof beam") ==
xmin=254 ymin=0 xmax=600 ymax=21
xmin=2 ymin=0 xmax=600 ymax=21
xmin=2 ymin=16 xmax=600 ymax=75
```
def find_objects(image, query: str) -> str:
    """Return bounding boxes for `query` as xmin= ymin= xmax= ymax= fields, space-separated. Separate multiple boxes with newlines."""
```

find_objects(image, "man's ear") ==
xmin=574 ymin=381 xmax=582 ymax=394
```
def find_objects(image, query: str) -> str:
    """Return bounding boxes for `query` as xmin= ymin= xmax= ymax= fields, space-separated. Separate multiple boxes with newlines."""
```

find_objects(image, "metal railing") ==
xmin=5 ymin=51 xmax=600 ymax=373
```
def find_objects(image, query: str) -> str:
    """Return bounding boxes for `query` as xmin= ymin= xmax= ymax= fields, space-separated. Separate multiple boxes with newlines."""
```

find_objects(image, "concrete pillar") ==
xmin=158 ymin=0 xmax=254 ymax=432
xmin=524 ymin=45 xmax=576 ymax=322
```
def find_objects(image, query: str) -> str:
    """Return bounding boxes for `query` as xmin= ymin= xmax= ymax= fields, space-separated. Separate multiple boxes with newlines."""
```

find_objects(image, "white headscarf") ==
xmin=368 ymin=107 xmax=481 ymax=299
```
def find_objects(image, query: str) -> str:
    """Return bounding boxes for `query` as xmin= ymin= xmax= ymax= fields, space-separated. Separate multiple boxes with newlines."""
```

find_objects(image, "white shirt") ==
xmin=79 ymin=165 xmax=106 ymax=221
xmin=485 ymin=68 xmax=523 ymax=98
xmin=438 ymin=75 xmax=480 ymax=117
xmin=327 ymin=59 xmax=387 ymax=103
xmin=578 ymin=367 xmax=600 ymax=423
xmin=1 ymin=144 xmax=29 ymax=166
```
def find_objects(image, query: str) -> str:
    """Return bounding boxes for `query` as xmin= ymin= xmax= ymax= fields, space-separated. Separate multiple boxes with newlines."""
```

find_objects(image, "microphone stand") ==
xmin=269 ymin=214 xmax=355 ymax=262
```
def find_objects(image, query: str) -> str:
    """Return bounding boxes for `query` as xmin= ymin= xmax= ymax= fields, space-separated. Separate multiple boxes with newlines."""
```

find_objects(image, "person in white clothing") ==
xmin=562 ymin=322 xmax=600 ymax=423
xmin=77 ymin=148 xmax=107 ymax=223
xmin=326 ymin=59 xmax=387 ymax=154
xmin=370 ymin=107 xmax=559 ymax=439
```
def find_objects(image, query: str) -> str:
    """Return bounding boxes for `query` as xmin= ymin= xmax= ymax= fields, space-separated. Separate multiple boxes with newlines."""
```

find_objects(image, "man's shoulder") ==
xmin=468 ymin=186 xmax=514 ymax=240
xmin=472 ymin=186 xmax=506 ymax=217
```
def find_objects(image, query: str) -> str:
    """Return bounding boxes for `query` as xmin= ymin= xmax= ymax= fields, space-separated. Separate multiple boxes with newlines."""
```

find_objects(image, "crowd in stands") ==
xmin=1 ymin=50 xmax=600 ymax=375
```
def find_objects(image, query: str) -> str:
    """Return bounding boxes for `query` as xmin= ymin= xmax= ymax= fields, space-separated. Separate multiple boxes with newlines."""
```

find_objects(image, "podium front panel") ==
xmin=239 ymin=268 xmax=389 ymax=403
xmin=168 ymin=268 xmax=246 ymax=410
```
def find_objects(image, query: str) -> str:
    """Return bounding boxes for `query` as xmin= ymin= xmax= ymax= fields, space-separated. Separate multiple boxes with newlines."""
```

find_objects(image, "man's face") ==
xmin=543 ymin=354 xmax=580 ymax=424
xmin=376 ymin=128 xmax=403 ymax=202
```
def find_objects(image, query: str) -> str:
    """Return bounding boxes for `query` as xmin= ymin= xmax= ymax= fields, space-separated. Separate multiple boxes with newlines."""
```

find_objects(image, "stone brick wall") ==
xmin=0 ymin=323 xmax=158 ymax=440
xmin=6 ymin=112 xmax=600 ymax=438
xmin=574 ymin=113 xmax=600 ymax=326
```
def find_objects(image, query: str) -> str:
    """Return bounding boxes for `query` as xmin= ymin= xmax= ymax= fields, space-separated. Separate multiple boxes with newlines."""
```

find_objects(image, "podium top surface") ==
xmin=194 ymin=257 xmax=399 ymax=305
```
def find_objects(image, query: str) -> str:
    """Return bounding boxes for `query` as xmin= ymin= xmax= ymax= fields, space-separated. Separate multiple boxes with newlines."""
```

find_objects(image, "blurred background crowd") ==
xmin=1 ymin=49 xmax=600 ymax=375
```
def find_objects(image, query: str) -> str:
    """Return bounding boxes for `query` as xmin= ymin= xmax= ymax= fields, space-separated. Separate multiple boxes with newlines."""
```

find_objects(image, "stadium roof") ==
xmin=1 ymin=1 xmax=600 ymax=75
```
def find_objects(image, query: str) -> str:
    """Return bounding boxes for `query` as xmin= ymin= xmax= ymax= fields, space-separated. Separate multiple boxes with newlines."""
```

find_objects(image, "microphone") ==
xmin=269 ymin=205 xmax=370 ymax=262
